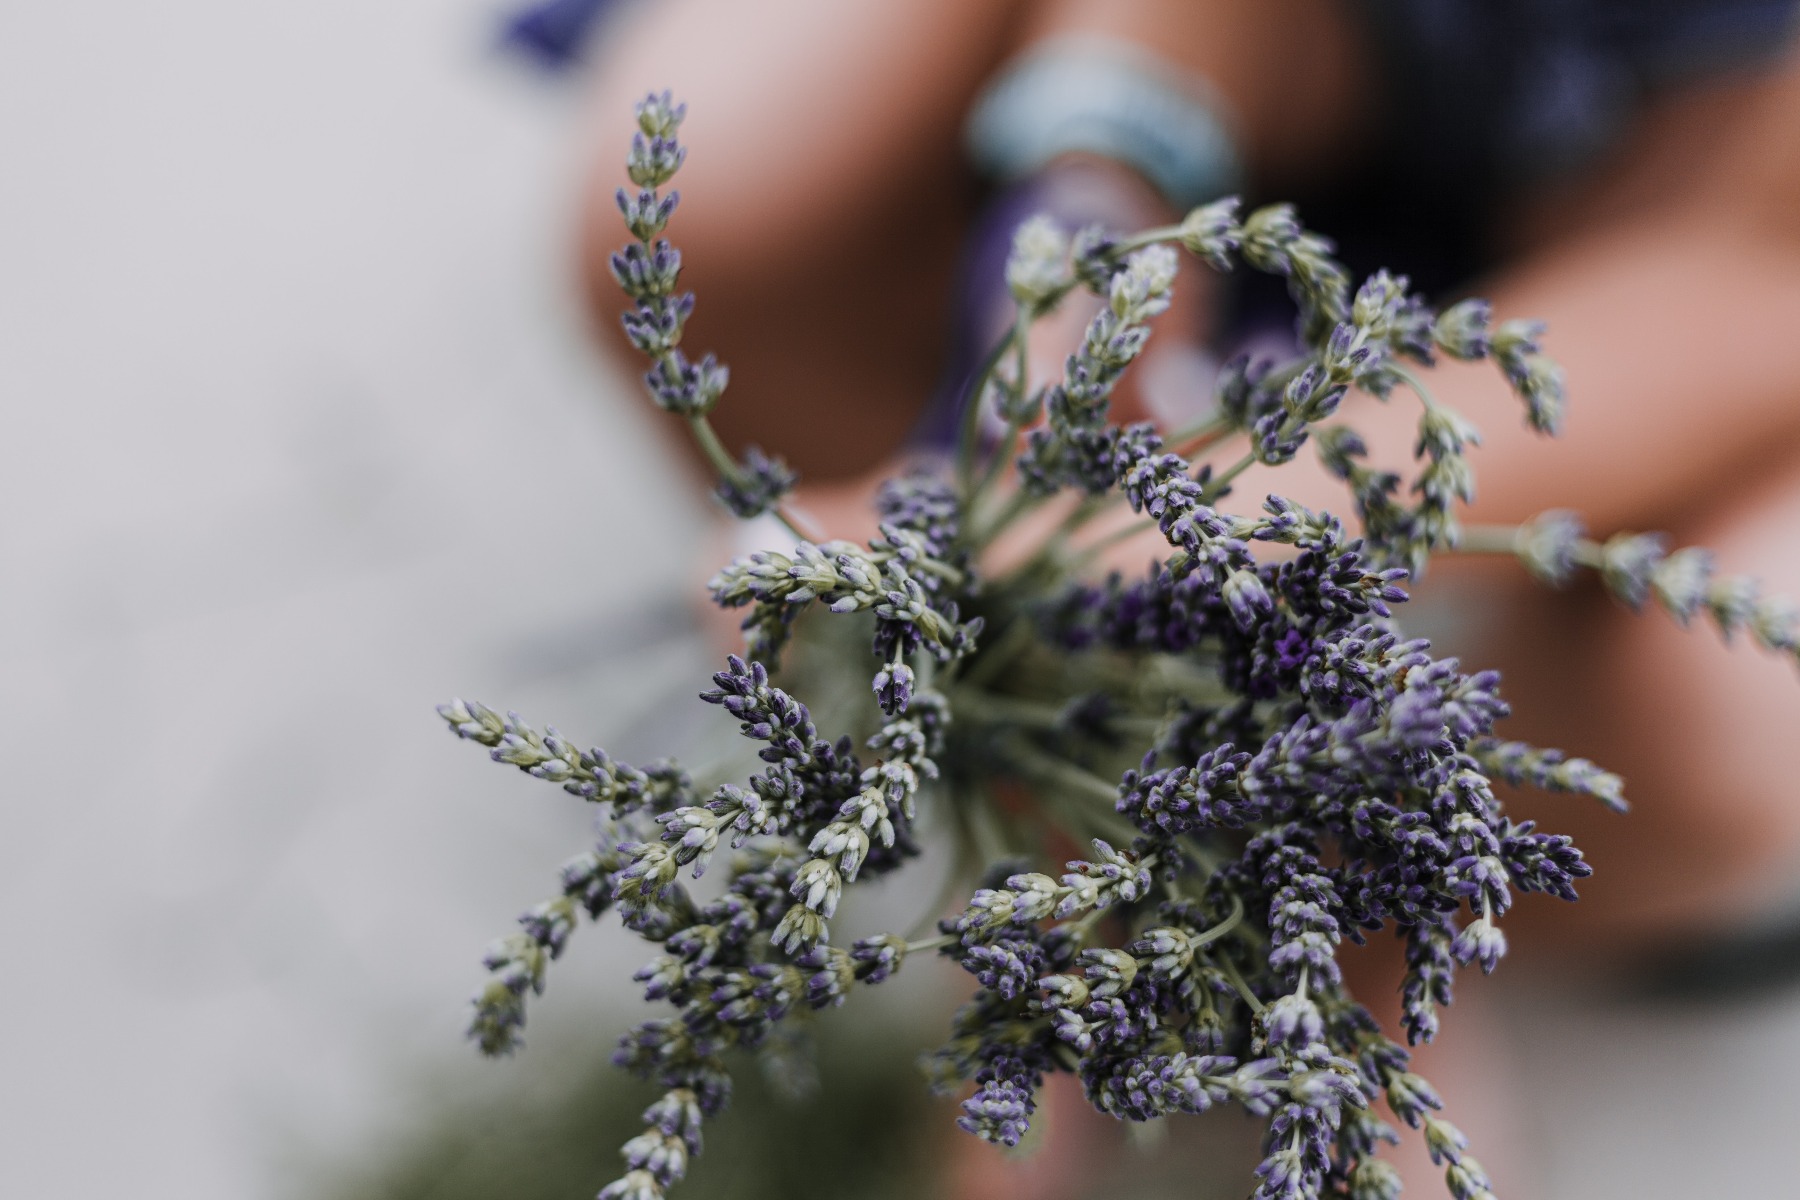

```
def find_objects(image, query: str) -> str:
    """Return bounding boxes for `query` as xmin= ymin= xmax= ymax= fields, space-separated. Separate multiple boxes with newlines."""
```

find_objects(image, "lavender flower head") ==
xmin=436 ymin=92 xmax=1800 ymax=1200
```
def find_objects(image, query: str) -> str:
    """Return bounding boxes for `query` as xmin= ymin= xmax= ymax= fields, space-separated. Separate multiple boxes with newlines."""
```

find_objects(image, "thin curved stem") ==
xmin=1055 ymin=515 xmax=1160 ymax=577
xmin=970 ymin=486 xmax=1043 ymax=550
xmin=1199 ymin=451 xmax=1257 ymax=505
xmin=685 ymin=412 xmax=811 ymax=541
xmin=967 ymin=310 xmax=1036 ymax=509
xmin=1388 ymin=362 xmax=1442 ymax=413
xmin=1451 ymin=524 xmax=1524 ymax=556
xmin=955 ymin=327 xmax=1023 ymax=494
xmin=1165 ymin=412 xmax=1236 ymax=456
xmin=1217 ymin=951 xmax=1267 ymax=1014
xmin=1192 ymin=892 xmax=1247 ymax=949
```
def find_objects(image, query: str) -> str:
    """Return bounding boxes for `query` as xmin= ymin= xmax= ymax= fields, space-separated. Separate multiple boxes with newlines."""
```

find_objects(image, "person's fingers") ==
xmin=1476 ymin=445 xmax=1800 ymax=953
xmin=1118 ymin=261 xmax=1219 ymax=428
xmin=1024 ymin=286 xmax=1100 ymax=392
xmin=1023 ymin=256 xmax=1219 ymax=431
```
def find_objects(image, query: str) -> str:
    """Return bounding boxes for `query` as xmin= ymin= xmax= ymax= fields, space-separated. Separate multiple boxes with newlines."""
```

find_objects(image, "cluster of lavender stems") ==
xmin=439 ymin=93 xmax=1800 ymax=1200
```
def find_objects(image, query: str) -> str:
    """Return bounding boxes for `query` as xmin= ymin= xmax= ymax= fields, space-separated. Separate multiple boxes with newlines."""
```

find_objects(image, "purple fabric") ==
xmin=501 ymin=0 xmax=622 ymax=71
xmin=911 ymin=167 xmax=1173 ymax=453
xmin=1368 ymin=0 xmax=1798 ymax=185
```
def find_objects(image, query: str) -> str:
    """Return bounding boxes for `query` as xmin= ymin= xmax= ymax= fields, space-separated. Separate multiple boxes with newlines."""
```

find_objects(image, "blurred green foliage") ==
xmin=325 ymin=1027 xmax=939 ymax=1200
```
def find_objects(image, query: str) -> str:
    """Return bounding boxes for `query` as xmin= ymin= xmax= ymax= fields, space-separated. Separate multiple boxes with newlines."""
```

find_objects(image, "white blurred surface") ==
xmin=0 ymin=3 xmax=709 ymax=1195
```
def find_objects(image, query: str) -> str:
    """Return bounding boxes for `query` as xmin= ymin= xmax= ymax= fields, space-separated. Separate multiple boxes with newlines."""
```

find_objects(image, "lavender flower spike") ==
xmin=438 ymin=89 xmax=1800 ymax=1200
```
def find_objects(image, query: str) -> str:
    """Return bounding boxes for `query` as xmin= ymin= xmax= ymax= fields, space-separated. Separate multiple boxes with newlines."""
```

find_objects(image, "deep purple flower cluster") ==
xmin=438 ymin=91 xmax=1800 ymax=1200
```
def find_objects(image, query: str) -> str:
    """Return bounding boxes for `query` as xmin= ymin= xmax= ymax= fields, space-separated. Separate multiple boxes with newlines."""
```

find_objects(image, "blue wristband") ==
xmin=964 ymin=36 xmax=1246 ymax=212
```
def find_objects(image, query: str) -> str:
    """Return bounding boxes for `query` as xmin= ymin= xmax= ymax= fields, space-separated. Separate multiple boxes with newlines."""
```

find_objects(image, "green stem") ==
xmin=1056 ymin=515 xmax=1160 ymax=578
xmin=970 ymin=486 xmax=1043 ymax=550
xmin=996 ymin=495 xmax=1124 ymax=587
xmin=685 ymin=411 xmax=810 ymax=541
xmin=967 ymin=310 xmax=1036 ymax=510
xmin=1217 ymin=952 xmax=1267 ymax=1014
xmin=998 ymin=738 xmax=1147 ymax=847
xmin=1389 ymin=362 xmax=1442 ymax=413
xmin=963 ymin=790 xmax=1016 ymax=866
xmin=1453 ymin=523 xmax=1605 ymax=571
xmin=1111 ymin=226 xmax=1183 ymax=254
xmin=1452 ymin=524 xmax=1522 ymax=555
xmin=1005 ymin=741 xmax=1119 ymax=806
xmin=1064 ymin=904 xmax=1112 ymax=943
xmin=956 ymin=616 xmax=1036 ymax=690
xmin=1191 ymin=892 xmax=1247 ymax=949
xmin=1164 ymin=412 xmax=1236 ymax=455
xmin=684 ymin=410 xmax=740 ymax=483
xmin=955 ymin=327 xmax=1023 ymax=493
xmin=952 ymin=689 xmax=1167 ymax=737
xmin=1045 ymin=494 xmax=1115 ymax=546
xmin=1199 ymin=451 xmax=1257 ymax=505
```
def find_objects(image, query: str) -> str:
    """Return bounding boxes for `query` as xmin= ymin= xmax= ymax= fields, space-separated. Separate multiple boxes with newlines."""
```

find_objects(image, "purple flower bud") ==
xmin=616 ymin=186 xmax=680 ymax=241
xmin=958 ymin=1077 xmax=1035 ymax=1147
xmin=609 ymin=238 xmax=682 ymax=299
xmin=1351 ymin=1157 xmax=1404 ymax=1200
xmin=1433 ymin=299 xmax=1492 ymax=360
xmin=643 ymin=349 xmax=729 ymax=416
xmin=1263 ymin=992 xmax=1324 ymax=1050
xmin=1224 ymin=568 xmax=1274 ymax=631
xmin=714 ymin=446 xmax=796 ymax=520
xmin=1600 ymin=532 xmax=1668 ymax=610
xmin=871 ymin=660 xmax=915 ymax=716
xmin=1450 ymin=918 xmax=1507 ymax=974
xmin=1177 ymin=195 xmax=1242 ymax=270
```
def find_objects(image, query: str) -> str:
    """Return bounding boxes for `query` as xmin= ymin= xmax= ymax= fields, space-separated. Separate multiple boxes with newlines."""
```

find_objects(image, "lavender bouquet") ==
xmin=439 ymin=93 xmax=1800 ymax=1200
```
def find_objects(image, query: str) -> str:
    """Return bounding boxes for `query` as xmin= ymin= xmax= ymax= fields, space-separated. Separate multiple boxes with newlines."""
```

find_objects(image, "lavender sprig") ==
xmin=1463 ymin=514 xmax=1800 ymax=669
xmin=439 ymin=699 xmax=691 ymax=808
xmin=607 ymin=91 xmax=801 ymax=532
xmin=437 ymin=92 xmax=1800 ymax=1200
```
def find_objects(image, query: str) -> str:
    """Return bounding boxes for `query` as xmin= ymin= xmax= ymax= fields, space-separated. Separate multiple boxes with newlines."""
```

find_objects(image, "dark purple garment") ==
xmin=501 ymin=0 xmax=622 ymax=71
xmin=914 ymin=171 xmax=1152 ymax=452
xmin=917 ymin=1 xmax=1799 ymax=452
xmin=1369 ymin=0 xmax=1798 ymax=186
xmin=1356 ymin=1 xmax=1794 ymax=272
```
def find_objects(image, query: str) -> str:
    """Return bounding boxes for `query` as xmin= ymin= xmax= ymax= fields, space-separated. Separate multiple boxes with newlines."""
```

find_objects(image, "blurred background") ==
xmin=0 ymin=2 xmax=721 ymax=1194
xmin=5 ymin=3 xmax=1800 ymax=1199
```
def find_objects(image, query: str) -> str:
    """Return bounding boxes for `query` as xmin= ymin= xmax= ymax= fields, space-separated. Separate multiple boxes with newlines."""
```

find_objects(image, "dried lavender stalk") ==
xmin=437 ymin=92 xmax=1799 ymax=1200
